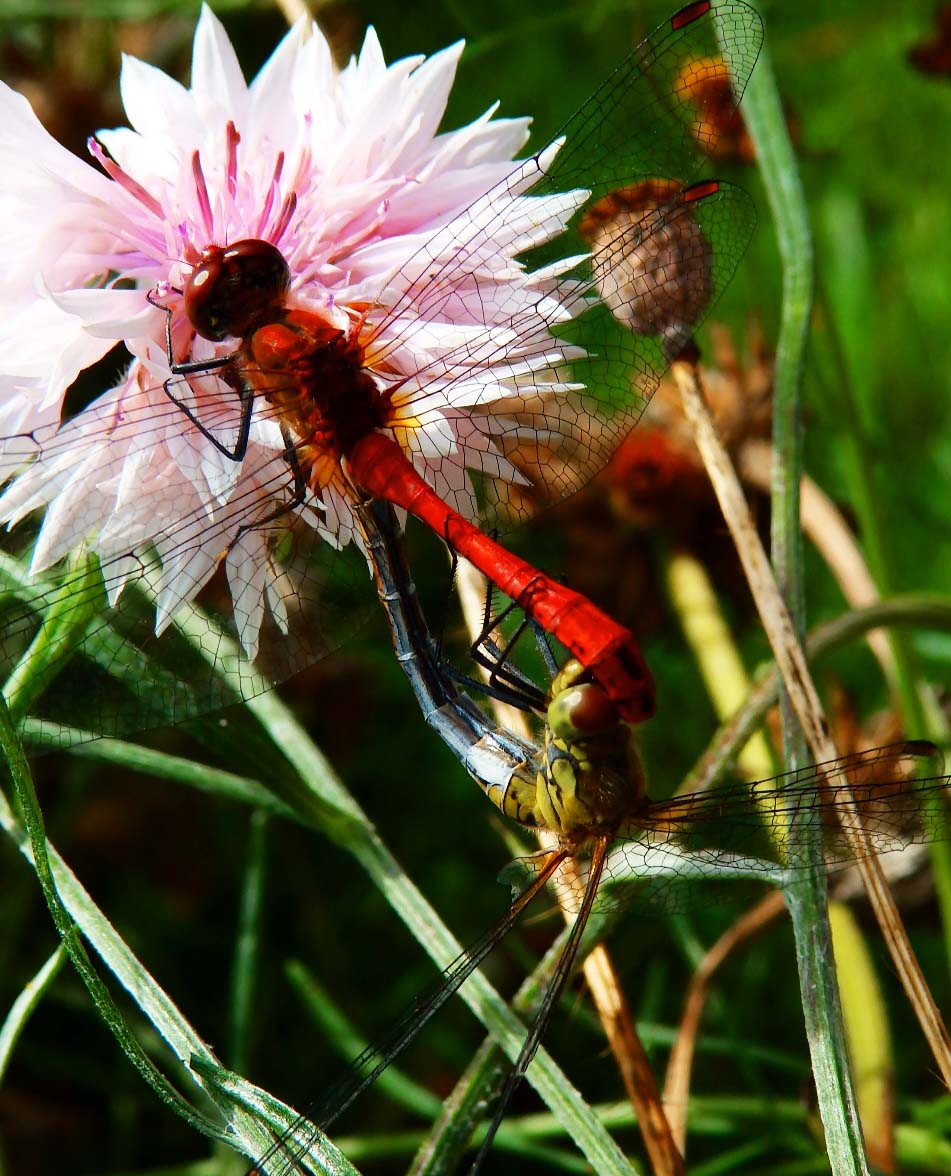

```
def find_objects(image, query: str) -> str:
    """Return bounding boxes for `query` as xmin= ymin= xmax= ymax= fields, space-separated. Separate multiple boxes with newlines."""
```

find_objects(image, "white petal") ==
xmin=48 ymin=286 xmax=156 ymax=340
xmin=116 ymin=54 xmax=192 ymax=144
xmin=0 ymin=82 xmax=115 ymax=203
xmin=192 ymin=5 xmax=250 ymax=110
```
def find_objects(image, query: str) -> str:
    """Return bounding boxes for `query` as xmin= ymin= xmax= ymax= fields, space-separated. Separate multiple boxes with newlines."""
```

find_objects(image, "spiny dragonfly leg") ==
xmin=469 ymin=604 xmax=550 ymax=710
xmin=436 ymin=547 xmax=552 ymax=711
xmin=468 ymin=836 xmax=611 ymax=1173
xmin=148 ymin=286 xmax=253 ymax=461
xmin=226 ymin=424 xmax=309 ymax=554
xmin=453 ymin=611 xmax=549 ymax=713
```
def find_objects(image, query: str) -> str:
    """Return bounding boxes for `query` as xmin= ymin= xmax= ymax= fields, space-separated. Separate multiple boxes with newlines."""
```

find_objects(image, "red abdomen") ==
xmin=348 ymin=432 xmax=655 ymax=723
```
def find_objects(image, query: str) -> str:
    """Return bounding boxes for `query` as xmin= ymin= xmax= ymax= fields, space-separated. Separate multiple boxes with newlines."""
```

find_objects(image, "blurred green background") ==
xmin=0 ymin=1 xmax=949 ymax=1173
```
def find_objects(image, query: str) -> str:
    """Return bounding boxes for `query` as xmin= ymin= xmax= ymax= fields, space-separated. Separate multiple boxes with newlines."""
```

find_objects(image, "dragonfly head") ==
xmin=185 ymin=238 xmax=291 ymax=342
xmin=540 ymin=659 xmax=649 ymax=838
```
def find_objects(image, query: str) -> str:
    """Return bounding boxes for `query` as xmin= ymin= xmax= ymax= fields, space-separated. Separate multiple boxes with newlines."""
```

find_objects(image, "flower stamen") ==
xmin=271 ymin=191 xmax=298 ymax=246
xmin=254 ymin=151 xmax=285 ymax=238
xmin=191 ymin=150 xmax=215 ymax=240
xmin=87 ymin=137 xmax=164 ymax=221
xmin=328 ymin=199 xmax=390 ymax=267
xmin=225 ymin=121 xmax=240 ymax=200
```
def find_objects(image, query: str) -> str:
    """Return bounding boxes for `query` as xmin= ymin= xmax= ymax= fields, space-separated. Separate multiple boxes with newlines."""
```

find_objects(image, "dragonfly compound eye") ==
xmin=579 ymin=178 xmax=715 ymax=357
xmin=185 ymin=238 xmax=292 ymax=342
xmin=547 ymin=680 xmax=620 ymax=742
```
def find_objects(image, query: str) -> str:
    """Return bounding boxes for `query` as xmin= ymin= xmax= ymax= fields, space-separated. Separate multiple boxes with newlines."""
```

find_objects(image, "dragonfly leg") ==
xmin=469 ymin=596 xmax=551 ymax=711
xmin=468 ymin=836 xmax=610 ymax=1173
xmin=448 ymin=607 xmax=548 ymax=712
xmin=224 ymin=424 xmax=309 ymax=555
xmin=424 ymin=545 xmax=547 ymax=712
xmin=148 ymin=287 xmax=251 ymax=460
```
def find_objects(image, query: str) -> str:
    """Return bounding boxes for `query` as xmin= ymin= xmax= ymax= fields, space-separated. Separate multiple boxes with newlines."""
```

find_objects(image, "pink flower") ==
xmin=0 ymin=6 xmax=588 ymax=659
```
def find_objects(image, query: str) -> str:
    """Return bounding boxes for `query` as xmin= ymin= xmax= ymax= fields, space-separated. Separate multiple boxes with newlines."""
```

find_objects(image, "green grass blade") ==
xmin=0 ymin=696 xmax=228 ymax=1143
xmin=229 ymin=809 xmax=269 ymax=1077
xmin=732 ymin=9 xmax=867 ymax=1173
xmin=2 ymin=552 xmax=105 ymax=723
xmin=0 ymin=942 xmax=67 ymax=1081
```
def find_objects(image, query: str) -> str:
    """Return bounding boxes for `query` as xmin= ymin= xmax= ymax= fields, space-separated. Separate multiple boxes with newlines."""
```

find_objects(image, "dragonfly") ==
xmin=241 ymin=496 xmax=951 ymax=1175
xmin=0 ymin=0 xmax=762 ymax=745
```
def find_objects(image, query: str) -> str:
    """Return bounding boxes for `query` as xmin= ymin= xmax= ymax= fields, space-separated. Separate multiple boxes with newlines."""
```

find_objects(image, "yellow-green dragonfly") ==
xmin=245 ymin=494 xmax=948 ymax=1175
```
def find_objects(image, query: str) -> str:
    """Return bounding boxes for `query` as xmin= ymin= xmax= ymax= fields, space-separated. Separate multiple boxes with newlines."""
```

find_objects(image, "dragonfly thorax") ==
xmin=181 ymin=239 xmax=392 ymax=480
xmin=245 ymin=309 xmax=390 ymax=477
xmin=538 ymin=718 xmax=646 ymax=840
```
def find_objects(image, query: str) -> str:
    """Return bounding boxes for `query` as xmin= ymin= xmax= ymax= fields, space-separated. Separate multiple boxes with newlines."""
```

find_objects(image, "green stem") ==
xmin=229 ymin=810 xmax=269 ymax=1076
xmin=0 ymin=943 xmax=67 ymax=1081
xmin=0 ymin=696 xmax=224 ymax=1143
xmin=737 ymin=11 xmax=866 ymax=1173
xmin=815 ymin=188 xmax=928 ymax=740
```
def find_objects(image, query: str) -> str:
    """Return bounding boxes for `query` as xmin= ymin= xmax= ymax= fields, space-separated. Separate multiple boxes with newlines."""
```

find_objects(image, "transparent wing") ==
xmin=0 ymin=381 xmax=374 ymax=745
xmin=510 ymin=743 xmax=950 ymax=915
xmin=0 ymin=1 xmax=764 ymax=748
xmin=362 ymin=1 xmax=763 ymax=523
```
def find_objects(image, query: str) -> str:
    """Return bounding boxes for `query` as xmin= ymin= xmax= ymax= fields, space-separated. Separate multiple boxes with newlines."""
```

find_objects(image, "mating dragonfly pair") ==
xmin=0 ymin=1 xmax=947 ymax=1172
xmin=312 ymin=495 xmax=946 ymax=1173
xmin=236 ymin=487 xmax=947 ymax=1175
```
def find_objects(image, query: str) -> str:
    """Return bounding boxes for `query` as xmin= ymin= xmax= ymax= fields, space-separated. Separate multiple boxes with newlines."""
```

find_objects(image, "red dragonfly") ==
xmin=0 ymin=1 xmax=761 ymax=743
